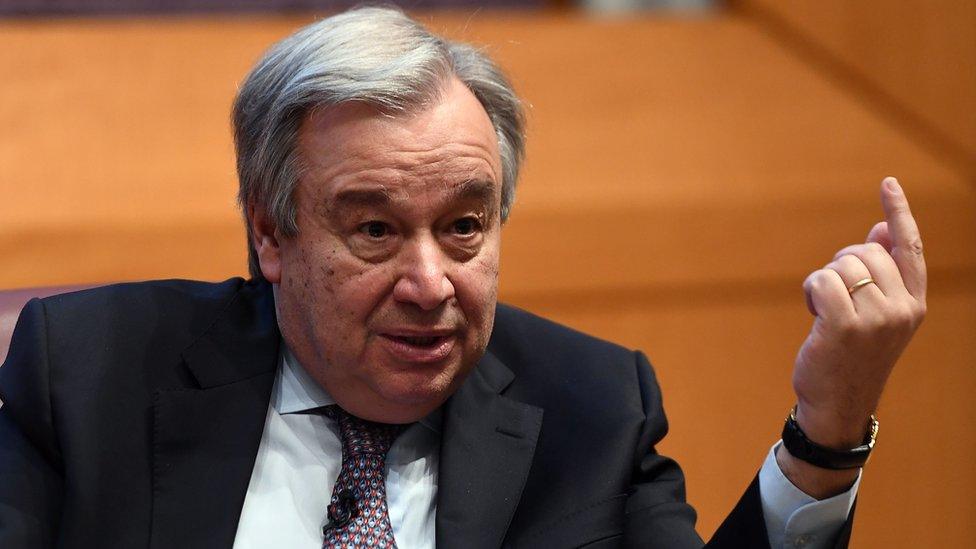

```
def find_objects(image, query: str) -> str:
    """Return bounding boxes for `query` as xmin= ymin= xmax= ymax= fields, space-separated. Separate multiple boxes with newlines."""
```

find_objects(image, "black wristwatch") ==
xmin=781 ymin=406 xmax=879 ymax=470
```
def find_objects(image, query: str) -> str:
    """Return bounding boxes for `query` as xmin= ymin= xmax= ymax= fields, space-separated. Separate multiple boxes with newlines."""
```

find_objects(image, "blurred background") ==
xmin=1 ymin=0 xmax=973 ymax=545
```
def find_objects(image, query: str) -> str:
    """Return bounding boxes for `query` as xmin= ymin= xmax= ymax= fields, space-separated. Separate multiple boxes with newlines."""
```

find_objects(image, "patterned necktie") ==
xmin=322 ymin=405 xmax=405 ymax=549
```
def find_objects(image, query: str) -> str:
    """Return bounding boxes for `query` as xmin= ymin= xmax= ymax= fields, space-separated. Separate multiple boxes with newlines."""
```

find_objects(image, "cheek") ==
xmin=476 ymin=234 xmax=501 ymax=287
xmin=473 ymin=253 xmax=499 ymax=299
xmin=455 ymin=246 xmax=500 ymax=328
xmin=325 ymin=256 xmax=399 ymax=325
xmin=277 ymin=234 xmax=354 ymax=337
xmin=281 ymin=237 xmax=336 ymax=297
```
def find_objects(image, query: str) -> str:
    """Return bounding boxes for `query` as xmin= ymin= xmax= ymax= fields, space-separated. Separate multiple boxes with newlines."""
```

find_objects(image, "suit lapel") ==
xmin=436 ymin=351 xmax=543 ymax=549
xmin=150 ymin=282 xmax=280 ymax=549
xmin=148 ymin=281 xmax=542 ymax=548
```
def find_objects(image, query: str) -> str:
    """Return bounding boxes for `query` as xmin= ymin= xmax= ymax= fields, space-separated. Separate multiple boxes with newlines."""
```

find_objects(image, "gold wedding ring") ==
xmin=847 ymin=277 xmax=876 ymax=295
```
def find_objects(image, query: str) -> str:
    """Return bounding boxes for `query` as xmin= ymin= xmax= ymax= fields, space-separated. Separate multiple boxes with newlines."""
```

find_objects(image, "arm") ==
xmin=623 ymin=352 xmax=784 ymax=548
xmin=0 ymin=298 xmax=64 ymax=547
xmin=785 ymin=177 xmax=925 ymax=497
xmin=715 ymin=178 xmax=925 ymax=546
xmin=626 ymin=179 xmax=925 ymax=548
xmin=759 ymin=442 xmax=858 ymax=549
xmin=717 ymin=177 xmax=924 ymax=548
xmin=622 ymin=351 xmax=708 ymax=548
xmin=623 ymin=358 xmax=858 ymax=549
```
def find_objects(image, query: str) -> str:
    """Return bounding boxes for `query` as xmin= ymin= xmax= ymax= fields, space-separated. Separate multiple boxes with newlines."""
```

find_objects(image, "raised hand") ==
xmin=793 ymin=176 xmax=927 ymax=449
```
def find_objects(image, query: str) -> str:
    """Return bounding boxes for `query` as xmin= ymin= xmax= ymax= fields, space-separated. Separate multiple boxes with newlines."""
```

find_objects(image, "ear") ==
xmin=247 ymin=202 xmax=282 ymax=283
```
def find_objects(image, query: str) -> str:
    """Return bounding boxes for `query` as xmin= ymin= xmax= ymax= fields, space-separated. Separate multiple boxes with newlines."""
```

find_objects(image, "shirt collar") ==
xmin=273 ymin=345 xmax=335 ymax=414
xmin=271 ymin=341 xmax=442 ymax=434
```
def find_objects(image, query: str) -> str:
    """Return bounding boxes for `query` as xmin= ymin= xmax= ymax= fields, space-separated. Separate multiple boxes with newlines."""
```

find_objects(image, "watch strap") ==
xmin=781 ymin=406 xmax=878 ymax=470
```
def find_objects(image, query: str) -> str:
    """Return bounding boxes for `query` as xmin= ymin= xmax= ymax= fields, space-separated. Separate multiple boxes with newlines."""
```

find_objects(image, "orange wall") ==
xmin=733 ymin=0 xmax=976 ymax=177
xmin=1 ymin=10 xmax=974 ymax=545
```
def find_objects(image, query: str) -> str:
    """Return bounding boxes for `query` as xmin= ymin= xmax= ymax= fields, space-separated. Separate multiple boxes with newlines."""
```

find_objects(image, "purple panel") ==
xmin=0 ymin=0 xmax=541 ymax=16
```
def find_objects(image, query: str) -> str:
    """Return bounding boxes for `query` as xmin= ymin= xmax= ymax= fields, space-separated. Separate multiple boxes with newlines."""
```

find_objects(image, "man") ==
xmin=0 ymin=6 xmax=926 ymax=548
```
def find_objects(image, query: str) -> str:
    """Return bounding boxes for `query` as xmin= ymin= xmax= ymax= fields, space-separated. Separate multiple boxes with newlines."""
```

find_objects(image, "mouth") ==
xmin=389 ymin=335 xmax=445 ymax=347
xmin=379 ymin=331 xmax=457 ymax=364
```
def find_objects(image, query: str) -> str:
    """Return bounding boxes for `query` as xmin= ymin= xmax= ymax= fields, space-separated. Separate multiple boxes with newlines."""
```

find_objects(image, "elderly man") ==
xmin=0 ymin=6 xmax=925 ymax=549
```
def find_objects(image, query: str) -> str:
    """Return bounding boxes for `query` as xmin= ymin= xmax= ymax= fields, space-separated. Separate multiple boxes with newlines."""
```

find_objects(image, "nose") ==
xmin=392 ymin=234 xmax=456 ymax=311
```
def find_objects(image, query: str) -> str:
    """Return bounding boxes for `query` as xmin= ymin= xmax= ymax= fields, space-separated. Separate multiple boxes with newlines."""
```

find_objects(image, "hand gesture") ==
xmin=792 ymin=177 xmax=927 ymax=446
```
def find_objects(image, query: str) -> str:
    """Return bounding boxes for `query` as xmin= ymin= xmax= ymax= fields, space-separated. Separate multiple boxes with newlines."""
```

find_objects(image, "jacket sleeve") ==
xmin=622 ymin=350 xmax=708 ymax=548
xmin=0 ymin=298 xmax=64 ymax=547
xmin=624 ymin=351 xmax=855 ymax=548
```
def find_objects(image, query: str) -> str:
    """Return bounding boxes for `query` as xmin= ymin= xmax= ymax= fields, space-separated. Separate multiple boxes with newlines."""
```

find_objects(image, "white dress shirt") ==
xmin=760 ymin=442 xmax=860 ymax=549
xmin=233 ymin=346 xmax=859 ymax=548
xmin=233 ymin=346 xmax=439 ymax=549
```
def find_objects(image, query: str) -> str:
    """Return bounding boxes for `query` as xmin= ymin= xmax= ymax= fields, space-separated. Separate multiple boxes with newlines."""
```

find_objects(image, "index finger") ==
xmin=880 ymin=176 xmax=926 ymax=299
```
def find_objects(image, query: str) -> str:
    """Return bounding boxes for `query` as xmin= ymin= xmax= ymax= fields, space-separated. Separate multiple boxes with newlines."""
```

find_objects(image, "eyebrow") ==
xmin=329 ymin=179 xmax=498 ymax=215
xmin=450 ymin=179 xmax=498 ymax=214
xmin=451 ymin=179 xmax=496 ymax=218
xmin=330 ymin=187 xmax=394 ymax=211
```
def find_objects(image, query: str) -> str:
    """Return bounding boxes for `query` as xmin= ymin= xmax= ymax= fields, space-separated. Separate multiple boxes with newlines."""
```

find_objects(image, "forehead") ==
xmin=295 ymin=77 xmax=502 ymax=204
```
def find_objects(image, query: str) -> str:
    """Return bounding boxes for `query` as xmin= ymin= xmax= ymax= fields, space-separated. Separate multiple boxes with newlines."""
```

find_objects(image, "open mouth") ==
xmin=380 ymin=332 xmax=456 ymax=363
xmin=390 ymin=335 xmax=445 ymax=348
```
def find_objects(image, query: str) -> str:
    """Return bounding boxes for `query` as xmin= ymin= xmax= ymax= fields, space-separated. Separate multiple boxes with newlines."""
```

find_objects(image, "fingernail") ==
xmin=884 ymin=176 xmax=901 ymax=193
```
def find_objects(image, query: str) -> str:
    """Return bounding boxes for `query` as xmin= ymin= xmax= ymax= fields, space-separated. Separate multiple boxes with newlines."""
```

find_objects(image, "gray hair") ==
xmin=233 ymin=6 xmax=526 ymax=279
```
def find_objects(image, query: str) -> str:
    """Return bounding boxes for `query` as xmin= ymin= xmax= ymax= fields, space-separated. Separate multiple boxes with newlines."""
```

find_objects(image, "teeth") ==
xmin=399 ymin=336 xmax=438 ymax=346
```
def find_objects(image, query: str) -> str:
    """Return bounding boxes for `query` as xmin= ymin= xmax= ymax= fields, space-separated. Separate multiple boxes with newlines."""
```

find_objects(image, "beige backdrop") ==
xmin=1 ymin=7 xmax=973 ymax=546
xmin=732 ymin=0 xmax=976 ymax=178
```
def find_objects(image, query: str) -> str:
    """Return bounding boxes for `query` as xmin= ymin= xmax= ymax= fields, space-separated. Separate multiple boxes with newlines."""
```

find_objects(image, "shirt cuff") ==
xmin=758 ymin=440 xmax=860 ymax=549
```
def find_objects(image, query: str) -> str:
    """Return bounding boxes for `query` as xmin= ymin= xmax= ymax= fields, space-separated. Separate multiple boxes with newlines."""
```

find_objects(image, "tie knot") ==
xmin=325 ymin=405 xmax=405 ymax=457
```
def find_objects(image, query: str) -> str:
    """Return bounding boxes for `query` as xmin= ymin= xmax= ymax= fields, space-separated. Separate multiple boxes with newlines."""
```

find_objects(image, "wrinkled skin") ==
xmin=794 ymin=177 xmax=926 ymax=444
xmin=249 ymin=77 xmax=503 ymax=423
xmin=781 ymin=177 xmax=927 ymax=498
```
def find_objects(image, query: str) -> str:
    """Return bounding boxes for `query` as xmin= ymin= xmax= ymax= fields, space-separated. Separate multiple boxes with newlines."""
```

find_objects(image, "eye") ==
xmin=359 ymin=221 xmax=390 ymax=239
xmin=452 ymin=217 xmax=481 ymax=236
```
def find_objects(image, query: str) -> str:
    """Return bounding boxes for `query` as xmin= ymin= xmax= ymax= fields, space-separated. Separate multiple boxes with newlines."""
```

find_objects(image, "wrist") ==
xmin=794 ymin=402 xmax=875 ymax=449
xmin=775 ymin=443 xmax=859 ymax=500
xmin=782 ymin=404 xmax=878 ymax=470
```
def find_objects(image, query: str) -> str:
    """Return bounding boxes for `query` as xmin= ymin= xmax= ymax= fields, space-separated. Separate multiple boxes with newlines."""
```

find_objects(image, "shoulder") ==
xmin=2 ymin=276 xmax=274 ymax=411
xmin=39 ymin=277 xmax=249 ymax=317
xmin=489 ymin=302 xmax=637 ymax=366
xmin=488 ymin=303 xmax=651 ymax=408
xmin=19 ymin=277 xmax=273 ymax=383
xmin=34 ymin=277 xmax=266 ymax=336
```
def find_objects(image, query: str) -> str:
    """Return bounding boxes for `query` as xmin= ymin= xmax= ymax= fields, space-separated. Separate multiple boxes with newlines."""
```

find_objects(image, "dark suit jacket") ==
xmin=0 ymin=278 xmax=853 ymax=548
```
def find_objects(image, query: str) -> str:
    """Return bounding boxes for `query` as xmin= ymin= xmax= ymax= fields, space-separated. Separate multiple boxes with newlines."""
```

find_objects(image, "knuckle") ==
xmin=889 ymin=305 xmax=915 ymax=328
xmin=878 ymin=302 xmax=922 ymax=332
xmin=903 ymin=238 xmax=924 ymax=256
xmin=831 ymin=256 xmax=852 ymax=272
xmin=908 ymin=301 xmax=927 ymax=328
xmin=842 ymin=253 xmax=865 ymax=269
xmin=865 ymin=242 xmax=886 ymax=256
xmin=807 ymin=269 xmax=830 ymax=290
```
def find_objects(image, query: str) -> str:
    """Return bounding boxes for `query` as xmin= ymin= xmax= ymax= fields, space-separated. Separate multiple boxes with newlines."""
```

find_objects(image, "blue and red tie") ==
xmin=322 ymin=406 xmax=405 ymax=549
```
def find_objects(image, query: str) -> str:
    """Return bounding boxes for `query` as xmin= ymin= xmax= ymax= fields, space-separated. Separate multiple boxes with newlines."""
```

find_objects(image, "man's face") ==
xmin=256 ymin=78 xmax=503 ymax=423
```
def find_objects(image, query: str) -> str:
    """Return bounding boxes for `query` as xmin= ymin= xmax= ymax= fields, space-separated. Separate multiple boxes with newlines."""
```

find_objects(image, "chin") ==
xmin=367 ymin=363 xmax=468 ymax=421
xmin=381 ymin=367 xmax=458 ymax=403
